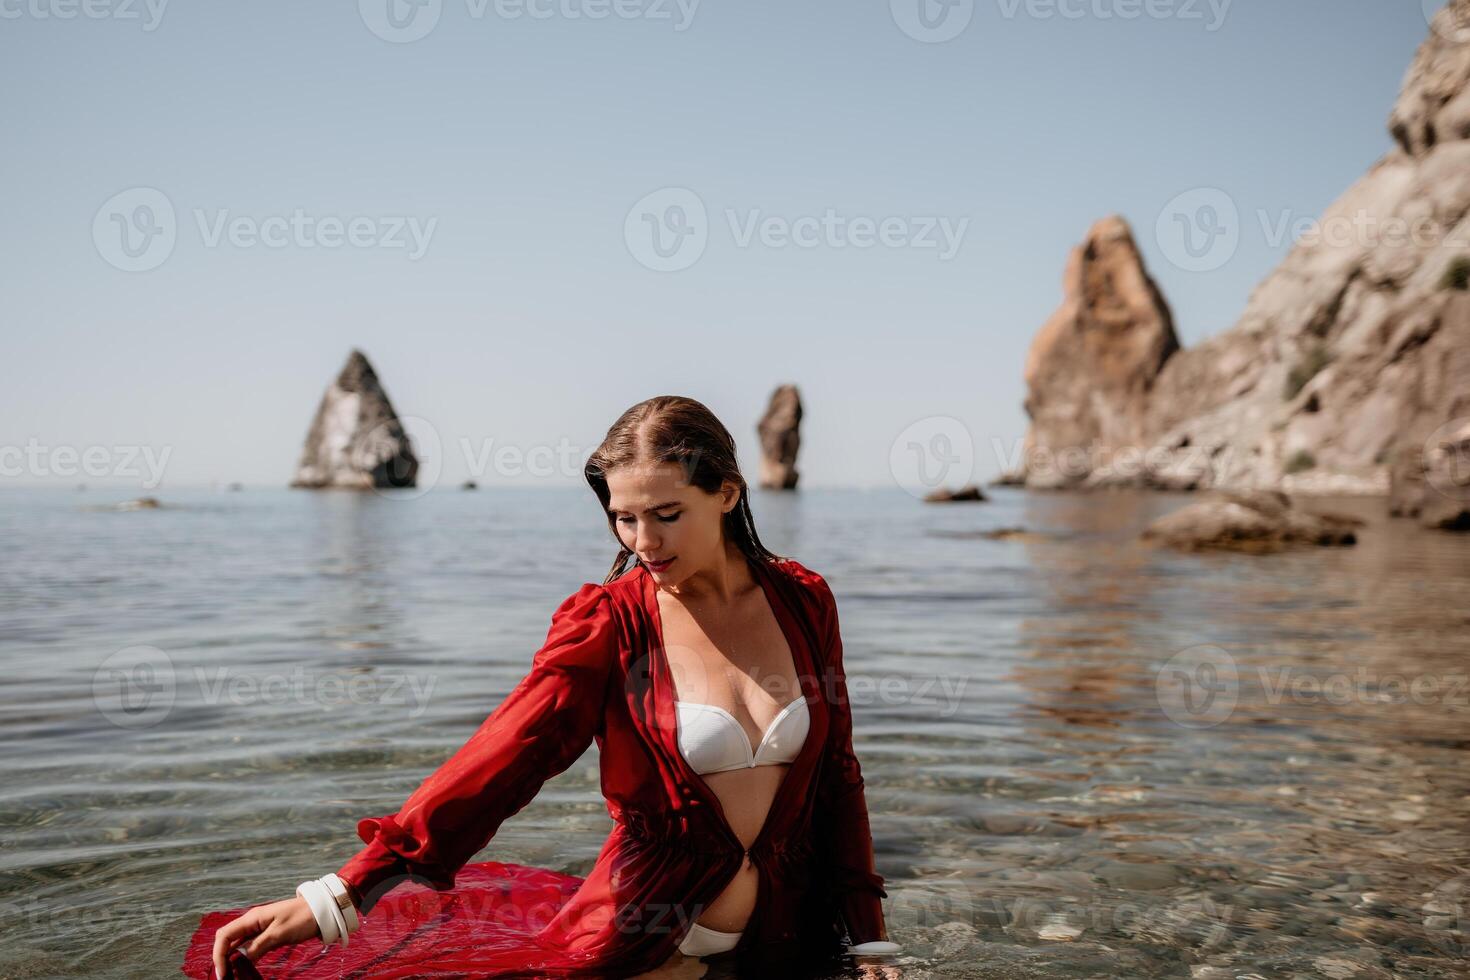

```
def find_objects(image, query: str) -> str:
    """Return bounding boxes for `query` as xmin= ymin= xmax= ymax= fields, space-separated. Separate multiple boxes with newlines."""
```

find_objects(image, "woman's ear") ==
xmin=720 ymin=480 xmax=741 ymax=513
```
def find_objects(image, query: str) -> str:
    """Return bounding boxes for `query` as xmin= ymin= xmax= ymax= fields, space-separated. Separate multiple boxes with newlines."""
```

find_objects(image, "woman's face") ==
xmin=605 ymin=460 xmax=739 ymax=585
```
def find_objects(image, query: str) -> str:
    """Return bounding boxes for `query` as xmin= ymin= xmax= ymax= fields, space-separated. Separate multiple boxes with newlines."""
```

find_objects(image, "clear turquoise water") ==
xmin=2 ymin=486 xmax=1468 ymax=978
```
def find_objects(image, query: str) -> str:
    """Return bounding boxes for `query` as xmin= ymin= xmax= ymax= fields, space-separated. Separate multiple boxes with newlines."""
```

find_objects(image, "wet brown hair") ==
xmin=584 ymin=395 xmax=786 ymax=585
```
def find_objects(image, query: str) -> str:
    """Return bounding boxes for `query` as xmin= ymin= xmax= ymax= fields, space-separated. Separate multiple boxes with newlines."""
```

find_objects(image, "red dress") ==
xmin=182 ymin=556 xmax=888 ymax=978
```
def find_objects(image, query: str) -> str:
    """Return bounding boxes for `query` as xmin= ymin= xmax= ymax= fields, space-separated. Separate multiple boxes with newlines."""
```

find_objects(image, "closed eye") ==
xmin=617 ymin=513 xmax=681 ymax=525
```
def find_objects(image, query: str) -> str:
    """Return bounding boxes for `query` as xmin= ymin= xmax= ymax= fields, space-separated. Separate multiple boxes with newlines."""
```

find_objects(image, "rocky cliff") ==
xmin=1014 ymin=0 xmax=1470 ymax=518
xmin=290 ymin=349 xmax=419 ymax=490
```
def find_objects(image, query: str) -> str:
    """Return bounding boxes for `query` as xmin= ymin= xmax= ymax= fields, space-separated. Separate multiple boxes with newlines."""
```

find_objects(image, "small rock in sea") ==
xmin=924 ymin=484 xmax=988 ymax=502
xmin=291 ymin=348 xmax=419 ymax=490
xmin=115 ymin=497 xmax=161 ymax=510
xmin=1141 ymin=489 xmax=1362 ymax=553
xmin=981 ymin=526 xmax=1038 ymax=540
xmin=756 ymin=384 xmax=802 ymax=489
xmin=461 ymin=480 xmax=478 ymax=490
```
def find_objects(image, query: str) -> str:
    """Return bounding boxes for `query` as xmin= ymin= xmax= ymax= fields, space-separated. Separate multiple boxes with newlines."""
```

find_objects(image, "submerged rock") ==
xmin=756 ymin=384 xmax=802 ymax=489
xmin=1141 ymin=490 xmax=1362 ymax=554
xmin=924 ymin=484 xmax=988 ymax=502
xmin=290 ymin=349 xmax=419 ymax=490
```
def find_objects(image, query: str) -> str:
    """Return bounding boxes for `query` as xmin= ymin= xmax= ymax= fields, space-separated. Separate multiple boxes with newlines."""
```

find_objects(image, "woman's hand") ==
xmin=211 ymin=896 xmax=324 ymax=978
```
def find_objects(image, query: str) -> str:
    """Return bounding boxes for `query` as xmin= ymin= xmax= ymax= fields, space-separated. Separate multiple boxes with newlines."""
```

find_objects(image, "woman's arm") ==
xmin=807 ymin=571 xmax=890 ymax=946
xmin=335 ymin=582 xmax=618 ymax=911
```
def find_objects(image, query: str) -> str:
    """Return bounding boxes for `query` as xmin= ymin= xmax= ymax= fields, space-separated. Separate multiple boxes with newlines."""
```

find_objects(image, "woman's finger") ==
xmin=240 ymin=924 xmax=283 ymax=963
xmin=212 ymin=910 xmax=264 ymax=979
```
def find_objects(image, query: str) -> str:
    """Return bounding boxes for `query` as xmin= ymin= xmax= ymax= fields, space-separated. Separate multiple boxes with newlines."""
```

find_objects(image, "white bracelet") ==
xmin=321 ymin=873 xmax=361 ymax=935
xmin=323 ymin=881 xmax=350 ymax=949
xmin=847 ymin=940 xmax=902 ymax=956
xmin=297 ymin=873 xmax=365 ymax=949
xmin=296 ymin=879 xmax=340 ymax=948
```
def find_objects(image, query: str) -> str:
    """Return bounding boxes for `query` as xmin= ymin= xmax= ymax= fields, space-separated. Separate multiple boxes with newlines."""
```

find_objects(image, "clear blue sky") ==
xmin=1 ymin=1 xmax=1442 ymax=489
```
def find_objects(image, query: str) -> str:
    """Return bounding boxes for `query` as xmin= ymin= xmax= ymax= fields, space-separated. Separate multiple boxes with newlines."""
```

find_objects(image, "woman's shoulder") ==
xmin=768 ymin=554 xmax=828 ymax=587
xmin=766 ymin=555 xmax=838 ymax=611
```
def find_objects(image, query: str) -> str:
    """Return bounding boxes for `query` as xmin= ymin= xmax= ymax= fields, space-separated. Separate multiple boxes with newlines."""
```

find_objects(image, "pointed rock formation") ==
xmin=757 ymin=385 xmax=802 ymax=489
xmin=1015 ymin=0 xmax=1470 ymax=514
xmin=290 ymin=349 xmax=419 ymax=490
xmin=1019 ymin=215 xmax=1180 ymax=489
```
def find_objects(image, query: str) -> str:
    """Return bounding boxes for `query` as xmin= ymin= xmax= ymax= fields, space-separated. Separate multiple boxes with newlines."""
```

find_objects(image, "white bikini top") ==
xmin=675 ymin=696 xmax=810 ymax=775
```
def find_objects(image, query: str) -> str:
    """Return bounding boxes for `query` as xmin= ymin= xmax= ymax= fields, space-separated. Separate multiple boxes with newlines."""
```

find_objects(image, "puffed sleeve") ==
xmin=336 ymin=582 xmax=618 ymax=909
xmin=807 ymin=570 xmax=891 ymax=947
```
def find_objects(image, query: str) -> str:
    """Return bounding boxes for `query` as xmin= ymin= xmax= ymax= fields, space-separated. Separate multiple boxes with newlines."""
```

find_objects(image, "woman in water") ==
xmin=199 ymin=396 xmax=902 ymax=978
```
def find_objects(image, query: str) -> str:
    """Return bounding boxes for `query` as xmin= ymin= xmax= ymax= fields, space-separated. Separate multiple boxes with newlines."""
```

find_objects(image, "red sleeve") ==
xmin=336 ymin=582 xmax=617 ymax=910
xmin=807 ymin=570 xmax=889 ymax=945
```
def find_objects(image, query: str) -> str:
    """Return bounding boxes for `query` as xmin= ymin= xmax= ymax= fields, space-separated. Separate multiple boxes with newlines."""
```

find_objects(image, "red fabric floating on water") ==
xmin=180 ymin=860 xmax=587 ymax=980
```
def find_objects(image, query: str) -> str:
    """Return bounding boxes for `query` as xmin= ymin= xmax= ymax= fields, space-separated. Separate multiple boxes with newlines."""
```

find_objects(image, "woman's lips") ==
xmin=645 ymin=556 xmax=675 ymax=571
